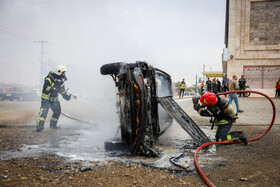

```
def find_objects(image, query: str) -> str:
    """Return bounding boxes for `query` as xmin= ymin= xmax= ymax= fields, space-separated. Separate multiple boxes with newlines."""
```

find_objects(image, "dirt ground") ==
xmin=0 ymin=97 xmax=280 ymax=187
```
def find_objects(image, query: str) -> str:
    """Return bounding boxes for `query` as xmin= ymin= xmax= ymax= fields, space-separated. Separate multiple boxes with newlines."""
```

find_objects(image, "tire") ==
xmin=100 ymin=62 xmax=123 ymax=75
xmin=244 ymin=92 xmax=250 ymax=97
xmin=244 ymin=87 xmax=250 ymax=97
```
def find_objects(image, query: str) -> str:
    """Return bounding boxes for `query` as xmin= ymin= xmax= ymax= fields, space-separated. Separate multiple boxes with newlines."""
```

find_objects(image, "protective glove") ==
xmin=192 ymin=96 xmax=201 ymax=104
xmin=64 ymin=94 xmax=71 ymax=101
xmin=193 ymin=103 xmax=202 ymax=111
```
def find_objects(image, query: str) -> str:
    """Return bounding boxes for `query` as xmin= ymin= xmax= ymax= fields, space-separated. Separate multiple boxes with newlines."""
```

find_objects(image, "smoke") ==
xmin=0 ymin=0 xmax=226 ymax=152
xmin=0 ymin=0 xmax=226 ymax=87
xmin=58 ymin=64 xmax=120 ymax=146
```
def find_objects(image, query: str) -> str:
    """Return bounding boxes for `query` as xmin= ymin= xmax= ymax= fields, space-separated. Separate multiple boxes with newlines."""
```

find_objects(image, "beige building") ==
xmin=223 ymin=0 xmax=280 ymax=96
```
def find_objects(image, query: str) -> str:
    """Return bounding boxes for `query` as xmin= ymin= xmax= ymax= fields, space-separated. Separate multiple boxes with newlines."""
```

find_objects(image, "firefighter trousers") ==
xmin=36 ymin=99 xmax=61 ymax=130
xmin=215 ymin=120 xmax=241 ymax=142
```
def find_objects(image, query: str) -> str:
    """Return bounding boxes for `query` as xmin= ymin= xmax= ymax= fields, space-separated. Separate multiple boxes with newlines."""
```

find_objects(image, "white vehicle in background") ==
xmin=184 ymin=92 xmax=200 ymax=97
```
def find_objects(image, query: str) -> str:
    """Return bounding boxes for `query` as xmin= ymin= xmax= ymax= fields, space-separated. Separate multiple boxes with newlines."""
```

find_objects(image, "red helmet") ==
xmin=200 ymin=92 xmax=218 ymax=107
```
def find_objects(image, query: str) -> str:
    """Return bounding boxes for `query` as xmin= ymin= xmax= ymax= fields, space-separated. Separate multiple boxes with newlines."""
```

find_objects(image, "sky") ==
xmin=0 ymin=0 xmax=226 ymax=90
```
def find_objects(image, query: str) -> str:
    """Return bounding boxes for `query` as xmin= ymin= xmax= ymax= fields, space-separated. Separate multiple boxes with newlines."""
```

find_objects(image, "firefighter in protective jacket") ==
xmin=192 ymin=92 xmax=248 ymax=145
xmin=36 ymin=65 xmax=72 ymax=132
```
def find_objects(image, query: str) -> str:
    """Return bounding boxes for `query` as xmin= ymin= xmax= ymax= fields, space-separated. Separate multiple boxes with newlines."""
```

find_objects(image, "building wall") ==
xmin=225 ymin=0 xmax=280 ymax=96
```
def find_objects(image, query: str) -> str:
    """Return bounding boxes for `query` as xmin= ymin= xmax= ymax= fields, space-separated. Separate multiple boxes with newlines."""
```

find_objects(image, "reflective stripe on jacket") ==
xmin=41 ymin=71 xmax=67 ymax=101
xmin=215 ymin=119 xmax=229 ymax=125
xmin=180 ymin=82 xmax=186 ymax=89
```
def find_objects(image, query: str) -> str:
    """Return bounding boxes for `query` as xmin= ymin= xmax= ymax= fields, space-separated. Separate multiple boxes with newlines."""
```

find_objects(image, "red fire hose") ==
xmin=194 ymin=90 xmax=276 ymax=187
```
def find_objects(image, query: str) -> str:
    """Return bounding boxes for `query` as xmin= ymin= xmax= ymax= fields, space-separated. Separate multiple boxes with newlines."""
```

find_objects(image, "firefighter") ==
xmin=36 ymin=65 xmax=74 ymax=132
xmin=192 ymin=92 xmax=248 ymax=145
xmin=179 ymin=79 xmax=186 ymax=98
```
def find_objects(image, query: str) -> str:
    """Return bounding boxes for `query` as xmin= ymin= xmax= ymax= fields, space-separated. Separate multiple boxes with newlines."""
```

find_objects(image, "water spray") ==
xmin=60 ymin=90 xmax=97 ymax=127
xmin=67 ymin=89 xmax=94 ymax=107
xmin=77 ymin=97 xmax=93 ymax=106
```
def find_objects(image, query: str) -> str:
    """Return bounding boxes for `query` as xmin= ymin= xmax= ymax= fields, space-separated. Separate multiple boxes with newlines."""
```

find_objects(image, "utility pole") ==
xmin=203 ymin=64 xmax=205 ymax=82
xmin=34 ymin=40 xmax=48 ymax=87
xmin=18 ymin=71 xmax=20 ymax=85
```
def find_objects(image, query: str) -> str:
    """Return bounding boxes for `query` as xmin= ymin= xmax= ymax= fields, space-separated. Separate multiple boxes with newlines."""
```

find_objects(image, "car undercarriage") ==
xmin=100 ymin=61 xmax=210 ymax=156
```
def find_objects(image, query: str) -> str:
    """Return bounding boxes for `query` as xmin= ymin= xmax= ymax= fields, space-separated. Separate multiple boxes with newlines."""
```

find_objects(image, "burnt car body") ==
xmin=101 ymin=61 xmax=210 ymax=156
xmin=101 ymin=61 xmax=172 ymax=156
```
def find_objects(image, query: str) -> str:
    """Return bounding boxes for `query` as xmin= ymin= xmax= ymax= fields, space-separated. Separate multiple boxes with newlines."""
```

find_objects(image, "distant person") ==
xmin=222 ymin=74 xmax=229 ymax=96
xmin=36 ymin=65 xmax=76 ymax=132
xmin=276 ymin=77 xmax=280 ymax=98
xmin=227 ymin=75 xmax=243 ymax=113
xmin=212 ymin=78 xmax=218 ymax=93
xmin=238 ymin=75 xmax=246 ymax=97
xmin=217 ymin=79 xmax=221 ymax=93
xmin=200 ymin=80 xmax=205 ymax=94
xmin=206 ymin=77 xmax=212 ymax=92
xmin=179 ymin=79 xmax=186 ymax=98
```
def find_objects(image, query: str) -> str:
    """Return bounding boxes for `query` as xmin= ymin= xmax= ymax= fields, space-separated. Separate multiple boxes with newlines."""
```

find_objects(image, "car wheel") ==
xmin=100 ymin=62 xmax=123 ymax=75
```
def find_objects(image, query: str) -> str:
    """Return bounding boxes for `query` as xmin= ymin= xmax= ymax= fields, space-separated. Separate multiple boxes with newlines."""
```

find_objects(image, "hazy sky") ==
xmin=0 ymin=0 xmax=226 ymax=88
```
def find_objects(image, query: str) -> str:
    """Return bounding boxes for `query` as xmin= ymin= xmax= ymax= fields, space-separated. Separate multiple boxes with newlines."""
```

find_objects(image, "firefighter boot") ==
xmin=238 ymin=131 xmax=248 ymax=146
xmin=50 ymin=117 xmax=60 ymax=129
xmin=50 ymin=124 xmax=60 ymax=130
xmin=36 ymin=125 xmax=44 ymax=132
xmin=50 ymin=122 xmax=60 ymax=129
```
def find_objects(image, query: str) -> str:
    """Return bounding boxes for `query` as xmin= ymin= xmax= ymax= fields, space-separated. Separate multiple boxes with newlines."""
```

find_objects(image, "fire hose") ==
xmin=194 ymin=90 xmax=276 ymax=187
xmin=61 ymin=112 xmax=97 ymax=127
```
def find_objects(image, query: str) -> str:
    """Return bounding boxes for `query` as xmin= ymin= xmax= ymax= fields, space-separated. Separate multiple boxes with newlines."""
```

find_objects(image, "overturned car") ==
xmin=100 ymin=61 xmax=210 ymax=156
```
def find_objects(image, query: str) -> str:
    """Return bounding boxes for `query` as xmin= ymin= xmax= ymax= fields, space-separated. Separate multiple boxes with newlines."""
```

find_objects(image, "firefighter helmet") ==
xmin=200 ymin=92 xmax=218 ymax=107
xmin=55 ymin=65 xmax=68 ymax=76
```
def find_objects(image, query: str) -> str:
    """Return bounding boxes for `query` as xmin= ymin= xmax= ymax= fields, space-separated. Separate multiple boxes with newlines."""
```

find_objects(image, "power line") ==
xmin=0 ymin=25 xmax=36 ymax=41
